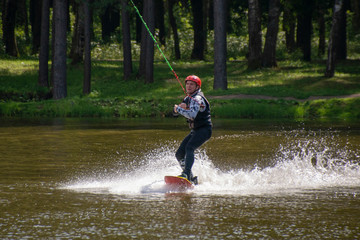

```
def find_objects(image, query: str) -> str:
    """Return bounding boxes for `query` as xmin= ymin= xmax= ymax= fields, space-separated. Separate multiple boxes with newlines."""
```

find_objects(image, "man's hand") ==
xmin=174 ymin=103 xmax=187 ymax=113
xmin=173 ymin=104 xmax=179 ymax=113
xmin=179 ymin=103 xmax=187 ymax=109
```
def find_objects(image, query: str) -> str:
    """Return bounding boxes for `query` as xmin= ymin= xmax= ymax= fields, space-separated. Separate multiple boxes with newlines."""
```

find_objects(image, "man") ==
xmin=173 ymin=75 xmax=212 ymax=183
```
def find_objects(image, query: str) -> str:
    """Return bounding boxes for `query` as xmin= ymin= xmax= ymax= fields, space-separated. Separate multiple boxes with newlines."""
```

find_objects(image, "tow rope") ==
xmin=129 ymin=0 xmax=186 ymax=95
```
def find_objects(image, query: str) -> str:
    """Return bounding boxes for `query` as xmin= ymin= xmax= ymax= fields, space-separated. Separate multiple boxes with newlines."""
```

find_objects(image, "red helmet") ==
xmin=185 ymin=75 xmax=201 ymax=87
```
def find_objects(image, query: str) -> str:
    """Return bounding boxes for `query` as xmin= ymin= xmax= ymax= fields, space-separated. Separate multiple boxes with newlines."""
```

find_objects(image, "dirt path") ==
xmin=208 ymin=93 xmax=360 ymax=102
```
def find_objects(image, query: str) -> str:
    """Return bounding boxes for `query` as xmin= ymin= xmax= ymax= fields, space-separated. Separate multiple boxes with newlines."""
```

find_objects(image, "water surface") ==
xmin=1 ymin=118 xmax=359 ymax=239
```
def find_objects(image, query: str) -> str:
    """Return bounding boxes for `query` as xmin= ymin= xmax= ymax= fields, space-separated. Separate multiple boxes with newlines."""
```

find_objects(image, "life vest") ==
xmin=182 ymin=90 xmax=212 ymax=129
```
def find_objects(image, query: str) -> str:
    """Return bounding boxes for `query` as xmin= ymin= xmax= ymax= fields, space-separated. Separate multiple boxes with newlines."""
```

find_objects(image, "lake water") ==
xmin=1 ymin=118 xmax=359 ymax=239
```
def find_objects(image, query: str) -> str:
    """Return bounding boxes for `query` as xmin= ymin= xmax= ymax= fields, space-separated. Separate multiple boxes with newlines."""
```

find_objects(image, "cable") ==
xmin=129 ymin=0 xmax=186 ymax=95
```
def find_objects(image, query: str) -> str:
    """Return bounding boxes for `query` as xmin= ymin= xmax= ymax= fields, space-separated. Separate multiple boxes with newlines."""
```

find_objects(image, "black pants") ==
xmin=175 ymin=125 xmax=212 ymax=175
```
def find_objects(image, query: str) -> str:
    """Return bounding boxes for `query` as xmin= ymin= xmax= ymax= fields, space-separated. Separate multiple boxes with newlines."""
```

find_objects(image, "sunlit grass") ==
xmin=0 ymin=58 xmax=38 ymax=75
xmin=1 ymin=58 xmax=359 ymax=100
xmin=1 ymin=55 xmax=359 ymax=119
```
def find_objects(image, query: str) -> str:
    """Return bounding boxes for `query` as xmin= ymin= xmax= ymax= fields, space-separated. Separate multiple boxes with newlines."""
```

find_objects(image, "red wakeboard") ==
xmin=164 ymin=176 xmax=194 ymax=189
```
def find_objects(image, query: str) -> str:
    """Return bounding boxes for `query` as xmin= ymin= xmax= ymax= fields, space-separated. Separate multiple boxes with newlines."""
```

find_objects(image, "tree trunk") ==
xmin=247 ymin=0 xmax=262 ymax=70
xmin=325 ymin=0 xmax=344 ymax=78
xmin=30 ymin=0 xmax=42 ymax=54
xmin=100 ymin=6 xmax=111 ymax=41
xmin=38 ymin=0 xmax=50 ymax=88
xmin=317 ymin=8 xmax=326 ymax=57
xmin=208 ymin=0 xmax=214 ymax=31
xmin=145 ymin=0 xmax=155 ymax=84
xmin=351 ymin=0 xmax=360 ymax=33
xmin=70 ymin=1 xmax=85 ymax=65
xmin=190 ymin=0 xmax=205 ymax=60
xmin=138 ymin=0 xmax=148 ymax=78
xmin=213 ymin=0 xmax=227 ymax=90
xmin=336 ymin=0 xmax=347 ymax=60
xmin=53 ymin=0 xmax=68 ymax=99
xmin=155 ymin=0 xmax=165 ymax=45
xmin=168 ymin=0 xmax=180 ymax=59
xmin=122 ymin=0 xmax=133 ymax=80
xmin=283 ymin=4 xmax=296 ymax=52
xmin=51 ymin=6 xmax=55 ymax=89
xmin=18 ymin=0 xmax=30 ymax=43
xmin=262 ymin=0 xmax=281 ymax=68
xmin=135 ymin=0 xmax=143 ymax=43
xmin=2 ymin=0 xmax=19 ymax=57
xmin=100 ymin=4 xmax=120 ymax=42
xmin=83 ymin=0 xmax=91 ymax=95
xmin=296 ymin=0 xmax=313 ymax=61
xmin=203 ymin=0 xmax=209 ymax=53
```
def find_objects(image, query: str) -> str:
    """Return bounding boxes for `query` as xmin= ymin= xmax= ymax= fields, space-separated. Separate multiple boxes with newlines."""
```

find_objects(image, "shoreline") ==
xmin=1 ymin=95 xmax=359 ymax=120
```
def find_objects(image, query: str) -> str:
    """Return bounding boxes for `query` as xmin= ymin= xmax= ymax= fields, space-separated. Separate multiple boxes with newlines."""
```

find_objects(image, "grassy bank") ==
xmin=1 ymin=58 xmax=360 ymax=120
xmin=2 ymin=97 xmax=359 ymax=120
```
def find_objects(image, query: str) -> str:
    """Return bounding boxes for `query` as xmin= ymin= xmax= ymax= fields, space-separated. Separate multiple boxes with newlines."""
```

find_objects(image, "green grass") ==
xmin=209 ymin=60 xmax=360 ymax=99
xmin=0 ymin=57 xmax=360 ymax=120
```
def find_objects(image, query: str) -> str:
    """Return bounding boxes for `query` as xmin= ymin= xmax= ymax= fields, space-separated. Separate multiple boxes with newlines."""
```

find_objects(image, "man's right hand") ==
xmin=179 ymin=103 xmax=187 ymax=109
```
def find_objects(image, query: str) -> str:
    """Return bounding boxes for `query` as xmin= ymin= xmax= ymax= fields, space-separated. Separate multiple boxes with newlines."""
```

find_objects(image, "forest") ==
xmin=1 ymin=0 xmax=360 ymax=119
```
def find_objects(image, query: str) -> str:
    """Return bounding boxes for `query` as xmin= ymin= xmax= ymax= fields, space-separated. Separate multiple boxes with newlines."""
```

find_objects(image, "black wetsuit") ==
xmin=175 ymin=89 xmax=212 ymax=178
